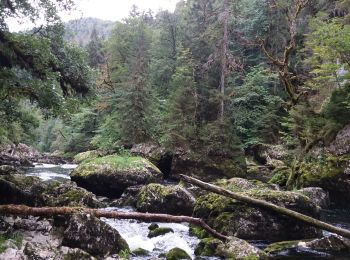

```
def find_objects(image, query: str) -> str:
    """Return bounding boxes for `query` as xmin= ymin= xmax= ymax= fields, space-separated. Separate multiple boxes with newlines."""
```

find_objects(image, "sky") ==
xmin=8 ymin=0 xmax=180 ymax=31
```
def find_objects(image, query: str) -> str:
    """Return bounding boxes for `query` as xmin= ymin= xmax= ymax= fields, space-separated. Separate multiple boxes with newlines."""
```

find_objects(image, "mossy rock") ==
xmin=195 ymin=238 xmax=222 ymax=256
xmin=73 ymin=150 xmax=105 ymax=164
xmin=148 ymin=227 xmax=174 ymax=238
xmin=195 ymin=237 xmax=266 ymax=259
xmin=164 ymin=247 xmax=191 ymax=260
xmin=264 ymin=240 xmax=300 ymax=255
xmin=296 ymin=154 xmax=350 ymax=203
xmin=136 ymin=184 xmax=195 ymax=216
xmin=194 ymin=185 xmax=321 ymax=241
xmin=132 ymin=248 xmax=150 ymax=256
xmin=70 ymin=154 xmax=162 ymax=198
xmin=148 ymin=223 xmax=159 ymax=231
xmin=0 ymin=175 xmax=102 ymax=208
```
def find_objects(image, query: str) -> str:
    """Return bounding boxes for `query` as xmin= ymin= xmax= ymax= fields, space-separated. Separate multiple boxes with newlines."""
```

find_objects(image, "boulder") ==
xmin=70 ymin=154 xmax=163 ymax=198
xmin=298 ymin=187 xmax=330 ymax=209
xmin=0 ymin=175 xmax=102 ymax=208
xmin=163 ymin=247 xmax=191 ymax=260
xmin=148 ymin=227 xmax=174 ymax=238
xmin=170 ymin=148 xmax=246 ymax=182
xmin=193 ymin=178 xmax=321 ymax=241
xmin=195 ymin=237 xmax=266 ymax=259
xmin=62 ymin=214 xmax=129 ymax=257
xmin=136 ymin=184 xmax=195 ymax=216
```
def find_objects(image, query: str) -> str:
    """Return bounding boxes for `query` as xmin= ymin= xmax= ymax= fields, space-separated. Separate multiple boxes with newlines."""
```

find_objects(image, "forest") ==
xmin=0 ymin=0 xmax=350 ymax=259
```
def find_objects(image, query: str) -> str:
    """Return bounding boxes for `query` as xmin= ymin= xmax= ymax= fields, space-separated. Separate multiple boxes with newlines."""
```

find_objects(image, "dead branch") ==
xmin=0 ymin=204 xmax=229 ymax=241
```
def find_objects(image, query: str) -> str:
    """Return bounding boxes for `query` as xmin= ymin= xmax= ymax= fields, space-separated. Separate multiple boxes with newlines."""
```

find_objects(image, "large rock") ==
xmin=170 ymin=149 xmax=246 ymax=182
xmin=136 ymin=184 xmax=195 ymax=216
xmin=0 ymin=165 xmax=23 ymax=175
xmin=295 ymin=125 xmax=350 ymax=204
xmin=62 ymin=214 xmax=129 ymax=257
xmin=73 ymin=150 xmax=107 ymax=164
xmin=70 ymin=154 xmax=163 ymax=198
xmin=0 ymin=175 xmax=102 ymax=207
xmin=193 ymin=178 xmax=321 ymax=241
xmin=130 ymin=143 xmax=173 ymax=178
xmin=195 ymin=237 xmax=266 ymax=259
xmin=297 ymin=187 xmax=330 ymax=209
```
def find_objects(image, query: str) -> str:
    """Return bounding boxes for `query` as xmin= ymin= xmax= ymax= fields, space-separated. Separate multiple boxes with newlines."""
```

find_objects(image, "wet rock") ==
xmin=0 ymin=175 xmax=102 ymax=208
xmin=265 ymin=235 xmax=350 ymax=256
xmin=305 ymin=234 xmax=350 ymax=251
xmin=62 ymin=214 xmax=129 ymax=257
xmin=195 ymin=237 xmax=266 ymax=259
xmin=298 ymin=187 xmax=330 ymax=209
xmin=70 ymin=155 xmax=162 ymax=198
xmin=148 ymin=227 xmax=174 ymax=238
xmin=136 ymin=184 xmax=195 ymax=216
xmin=132 ymin=248 xmax=150 ymax=256
xmin=170 ymin=148 xmax=246 ymax=182
xmin=148 ymin=223 xmax=159 ymax=230
xmin=194 ymin=179 xmax=321 ymax=241
xmin=164 ymin=247 xmax=191 ymax=260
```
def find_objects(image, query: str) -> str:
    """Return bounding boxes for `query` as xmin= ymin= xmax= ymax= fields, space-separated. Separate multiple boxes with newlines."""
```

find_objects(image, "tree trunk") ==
xmin=219 ymin=0 xmax=229 ymax=122
xmin=180 ymin=174 xmax=350 ymax=239
xmin=0 ymin=204 xmax=228 ymax=240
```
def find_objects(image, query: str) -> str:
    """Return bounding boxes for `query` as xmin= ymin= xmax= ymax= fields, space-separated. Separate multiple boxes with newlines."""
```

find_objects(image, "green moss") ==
xmin=0 ymin=175 xmax=40 ymax=190
xmin=269 ymin=166 xmax=291 ymax=186
xmin=189 ymin=225 xmax=210 ymax=239
xmin=72 ymin=154 xmax=160 ymax=177
xmin=132 ymin=248 xmax=150 ymax=256
xmin=264 ymin=240 xmax=300 ymax=255
xmin=73 ymin=150 xmax=102 ymax=164
xmin=165 ymin=247 xmax=191 ymax=260
xmin=148 ymin=223 xmax=159 ymax=231
xmin=297 ymin=155 xmax=350 ymax=188
xmin=195 ymin=238 xmax=222 ymax=256
xmin=148 ymin=227 xmax=174 ymax=238
xmin=0 ymin=233 xmax=23 ymax=253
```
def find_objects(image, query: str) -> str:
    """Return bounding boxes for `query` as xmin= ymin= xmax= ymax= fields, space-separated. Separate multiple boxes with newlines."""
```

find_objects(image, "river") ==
xmin=25 ymin=163 xmax=350 ymax=259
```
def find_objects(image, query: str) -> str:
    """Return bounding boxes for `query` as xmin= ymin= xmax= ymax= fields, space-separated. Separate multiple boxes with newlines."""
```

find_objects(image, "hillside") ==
xmin=64 ymin=17 xmax=114 ymax=46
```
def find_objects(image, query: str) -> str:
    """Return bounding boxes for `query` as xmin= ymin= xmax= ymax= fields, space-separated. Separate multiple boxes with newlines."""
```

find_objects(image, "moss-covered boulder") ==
xmin=132 ymin=247 xmax=150 ymax=256
xmin=297 ymin=187 xmax=330 ymax=209
xmin=147 ymin=227 xmax=174 ymax=238
xmin=170 ymin=149 xmax=246 ymax=182
xmin=62 ymin=214 xmax=129 ymax=257
xmin=0 ymin=165 xmax=23 ymax=176
xmin=195 ymin=237 xmax=266 ymax=259
xmin=194 ymin=179 xmax=321 ymax=241
xmin=70 ymin=155 xmax=162 ymax=198
xmin=0 ymin=175 xmax=102 ymax=207
xmin=73 ymin=150 xmax=106 ymax=164
xmin=164 ymin=247 xmax=191 ymax=260
xmin=136 ymin=184 xmax=195 ymax=216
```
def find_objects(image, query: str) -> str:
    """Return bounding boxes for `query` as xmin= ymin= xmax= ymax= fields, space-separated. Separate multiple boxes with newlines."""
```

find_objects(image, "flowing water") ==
xmin=25 ymin=164 xmax=350 ymax=259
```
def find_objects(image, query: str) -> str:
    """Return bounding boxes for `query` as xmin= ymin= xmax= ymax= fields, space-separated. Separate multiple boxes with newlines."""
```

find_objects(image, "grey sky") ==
xmin=8 ymin=0 xmax=180 ymax=31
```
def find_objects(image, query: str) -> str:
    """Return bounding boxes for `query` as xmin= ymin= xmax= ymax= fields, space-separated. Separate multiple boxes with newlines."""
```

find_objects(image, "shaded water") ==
xmin=25 ymin=164 xmax=350 ymax=259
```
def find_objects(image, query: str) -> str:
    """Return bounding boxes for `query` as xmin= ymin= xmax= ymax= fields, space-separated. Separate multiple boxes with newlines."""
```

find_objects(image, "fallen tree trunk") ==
xmin=0 ymin=204 xmax=228 ymax=240
xmin=180 ymin=174 xmax=350 ymax=239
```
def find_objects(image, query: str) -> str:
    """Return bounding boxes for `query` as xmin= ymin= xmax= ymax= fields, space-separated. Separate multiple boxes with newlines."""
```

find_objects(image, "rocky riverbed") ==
xmin=1 ymin=145 xmax=350 ymax=259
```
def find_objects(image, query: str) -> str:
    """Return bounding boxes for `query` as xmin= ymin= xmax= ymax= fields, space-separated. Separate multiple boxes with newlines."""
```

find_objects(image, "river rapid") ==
xmin=25 ymin=163 xmax=350 ymax=259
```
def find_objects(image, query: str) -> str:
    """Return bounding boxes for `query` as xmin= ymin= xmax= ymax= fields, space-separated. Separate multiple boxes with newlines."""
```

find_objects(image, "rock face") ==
xmin=170 ymin=149 xmax=246 ymax=182
xmin=62 ymin=214 xmax=129 ymax=256
xmin=136 ymin=184 xmax=195 ymax=216
xmin=70 ymin=154 xmax=163 ymax=198
xmin=195 ymin=237 xmax=266 ymax=259
xmin=193 ymin=178 xmax=321 ymax=241
xmin=0 ymin=174 xmax=102 ymax=207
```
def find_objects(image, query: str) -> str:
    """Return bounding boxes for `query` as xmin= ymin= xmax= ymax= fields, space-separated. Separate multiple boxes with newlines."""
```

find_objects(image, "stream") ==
xmin=25 ymin=163 xmax=350 ymax=259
